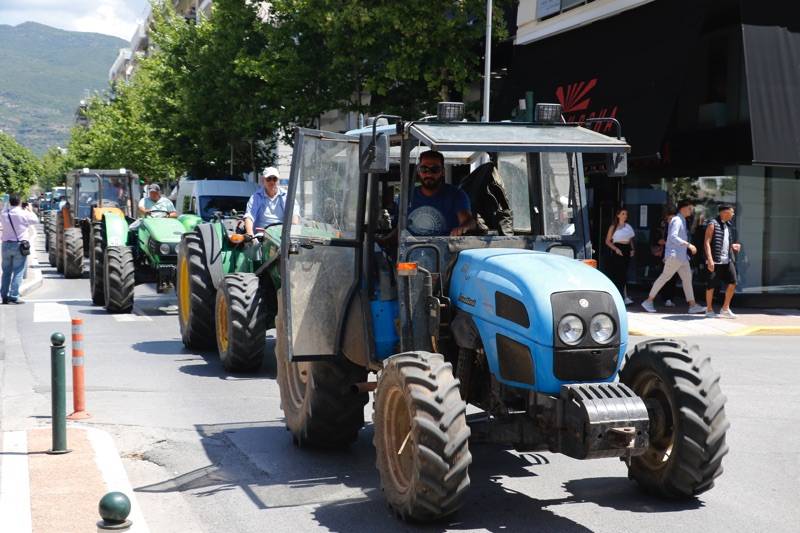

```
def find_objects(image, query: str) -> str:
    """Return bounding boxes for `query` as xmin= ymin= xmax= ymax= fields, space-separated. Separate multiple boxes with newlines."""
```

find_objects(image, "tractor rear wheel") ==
xmin=103 ymin=246 xmax=134 ymax=313
xmin=620 ymin=339 xmax=729 ymax=498
xmin=55 ymin=213 xmax=65 ymax=273
xmin=374 ymin=351 xmax=471 ymax=521
xmin=43 ymin=213 xmax=52 ymax=252
xmin=62 ymin=228 xmax=84 ymax=278
xmin=177 ymin=232 xmax=216 ymax=349
xmin=90 ymin=221 xmax=105 ymax=305
xmin=215 ymin=273 xmax=266 ymax=373
xmin=275 ymin=292 xmax=368 ymax=448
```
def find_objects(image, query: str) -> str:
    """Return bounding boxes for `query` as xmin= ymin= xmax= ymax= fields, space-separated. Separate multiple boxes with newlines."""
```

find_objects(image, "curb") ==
xmin=629 ymin=326 xmax=800 ymax=337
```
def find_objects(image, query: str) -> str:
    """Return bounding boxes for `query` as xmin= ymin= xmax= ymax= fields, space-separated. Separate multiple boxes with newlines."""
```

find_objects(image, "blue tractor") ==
xmin=274 ymin=103 xmax=729 ymax=521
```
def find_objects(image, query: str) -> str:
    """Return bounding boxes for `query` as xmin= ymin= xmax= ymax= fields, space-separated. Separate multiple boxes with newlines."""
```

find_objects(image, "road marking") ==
xmin=113 ymin=314 xmax=152 ymax=322
xmin=86 ymin=427 xmax=150 ymax=532
xmin=20 ymin=298 xmax=92 ymax=304
xmin=32 ymin=303 xmax=71 ymax=323
xmin=0 ymin=431 xmax=32 ymax=533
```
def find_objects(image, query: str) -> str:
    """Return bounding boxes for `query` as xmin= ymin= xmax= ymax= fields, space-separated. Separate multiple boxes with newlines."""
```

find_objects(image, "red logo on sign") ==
xmin=555 ymin=78 xmax=618 ymax=133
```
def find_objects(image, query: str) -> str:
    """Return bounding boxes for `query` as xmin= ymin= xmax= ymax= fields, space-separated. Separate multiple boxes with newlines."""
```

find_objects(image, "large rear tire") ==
xmin=62 ymin=227 xmax=84 ymax=278
xmin=275 ymin=292 xmax=368 ymax=448
xmin=620 ymin=339 xmax=729 ymax=498
xmin=215 ymin=273 xmax=266 ymax=373
xmin=177 ymin=232 xmax=216 ymax=349
xmin=103 ymin=246 xmax=134 ymax=313
xmin=374 ymin=351 xmax=471 ymax=521
xmin=55 ymin=213 xmax=65 ymax=273
xmin=90 ymin=221 xmax=105 ymax=305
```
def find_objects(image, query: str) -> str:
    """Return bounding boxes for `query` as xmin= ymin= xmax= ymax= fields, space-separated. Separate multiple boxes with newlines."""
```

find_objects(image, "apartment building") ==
xmin=497 ymin=0 xmax=799 ymax=305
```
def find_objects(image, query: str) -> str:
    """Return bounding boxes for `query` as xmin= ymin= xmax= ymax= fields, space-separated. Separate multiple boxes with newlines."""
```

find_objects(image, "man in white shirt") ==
xmin=1 ymin=194 xmax=39 ymax=304
xmin=138 ymin=184 xmax=177 ymax=217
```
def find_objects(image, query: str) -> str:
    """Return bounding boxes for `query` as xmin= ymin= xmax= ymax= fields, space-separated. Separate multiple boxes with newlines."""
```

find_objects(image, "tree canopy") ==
xmin=0 ymin=131 xmax=42 ymax=195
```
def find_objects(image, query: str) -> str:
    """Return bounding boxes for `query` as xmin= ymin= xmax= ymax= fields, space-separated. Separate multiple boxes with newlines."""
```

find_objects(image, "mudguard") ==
xmin=197 ymin=222 xmax=226 ymax=292
xmin=103 ymin=211 xmax=129 ymax=247
xmin=448 ymin=249 xmax=628 ymax=394
xmin=178 ymin=214 xmax=202 ymax=233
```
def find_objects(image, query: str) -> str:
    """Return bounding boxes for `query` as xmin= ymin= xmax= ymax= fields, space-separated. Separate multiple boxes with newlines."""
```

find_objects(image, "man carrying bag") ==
xmin=1 ymin=194 xmax=39 ymax=304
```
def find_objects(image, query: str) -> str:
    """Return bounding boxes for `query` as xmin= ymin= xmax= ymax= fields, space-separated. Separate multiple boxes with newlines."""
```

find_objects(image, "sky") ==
xmin=0 ymin=0 xmax=149 ymax=41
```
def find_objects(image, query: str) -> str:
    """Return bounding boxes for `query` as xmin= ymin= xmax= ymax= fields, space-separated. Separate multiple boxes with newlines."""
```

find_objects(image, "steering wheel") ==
xmin=148 ymin=209 xmax=170 ymax=218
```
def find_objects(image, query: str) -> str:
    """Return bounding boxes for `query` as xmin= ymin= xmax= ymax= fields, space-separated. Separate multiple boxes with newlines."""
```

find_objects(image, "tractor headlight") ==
xmin=589 ymin=314 xmax=615 ymax=344
xmin=557 ymin=315 xmax=584 ymax=345
xmin=159 ymin=243 xmax=171 ymax=255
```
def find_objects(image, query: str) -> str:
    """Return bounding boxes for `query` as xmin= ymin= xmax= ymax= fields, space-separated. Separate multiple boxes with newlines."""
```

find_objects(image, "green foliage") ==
xmin=39 ymin=146 xmax=72 ymax=191
xmin=0 ymin=131 xmax=42 ymax=195
xmin=0 ymin=22 xmax=126 ymax=155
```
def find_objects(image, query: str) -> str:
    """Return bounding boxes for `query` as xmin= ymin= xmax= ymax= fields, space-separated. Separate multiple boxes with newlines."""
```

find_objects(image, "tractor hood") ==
xmin=449 ymin=249 xmax=627 ymax=348
xmin=140 ymin=217 xmax=186 ymax=243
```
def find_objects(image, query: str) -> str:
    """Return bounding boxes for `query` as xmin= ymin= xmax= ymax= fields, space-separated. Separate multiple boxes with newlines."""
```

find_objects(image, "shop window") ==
xmin=537 ymin=0 xmax=598 ymax=20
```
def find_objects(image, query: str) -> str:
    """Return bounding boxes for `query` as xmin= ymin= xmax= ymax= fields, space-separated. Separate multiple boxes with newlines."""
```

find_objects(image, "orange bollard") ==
xmin=67 ymin=318 xmax=90 ymax=420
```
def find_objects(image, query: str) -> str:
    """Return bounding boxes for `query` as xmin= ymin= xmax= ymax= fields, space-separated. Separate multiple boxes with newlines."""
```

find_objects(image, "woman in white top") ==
xmin=605 ymin=208 xmax=636 ymax=304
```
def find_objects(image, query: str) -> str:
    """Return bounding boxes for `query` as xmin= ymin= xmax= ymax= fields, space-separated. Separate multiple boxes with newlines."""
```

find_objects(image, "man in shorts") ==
xmin=703 ymin=204 xmax=741 ymax=318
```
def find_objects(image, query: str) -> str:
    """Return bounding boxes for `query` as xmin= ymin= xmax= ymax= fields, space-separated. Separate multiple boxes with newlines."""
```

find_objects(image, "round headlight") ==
xmin=557 ymin=315 xmax=584 ymax=345
xmin=159 ymin=243 xmax=171 ymax=255
xmin=590 ymin=314 xmax=615 ymax=344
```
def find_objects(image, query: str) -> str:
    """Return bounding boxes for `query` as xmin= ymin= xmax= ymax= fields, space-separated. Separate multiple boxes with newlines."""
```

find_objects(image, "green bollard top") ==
xmin=98 ymin=491 xmax=131 ymax=523
xmin=51 ymin=332 xmax=66 ymax=347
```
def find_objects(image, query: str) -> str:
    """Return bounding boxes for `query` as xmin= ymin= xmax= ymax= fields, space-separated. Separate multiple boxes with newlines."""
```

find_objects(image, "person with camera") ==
xmin=1 ymin=194 xmax=38 ymax=304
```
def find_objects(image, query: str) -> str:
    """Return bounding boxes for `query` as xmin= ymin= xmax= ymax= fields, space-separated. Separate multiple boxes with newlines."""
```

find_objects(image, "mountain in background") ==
xmin=0 ymin=22 xmax=127 ymax=156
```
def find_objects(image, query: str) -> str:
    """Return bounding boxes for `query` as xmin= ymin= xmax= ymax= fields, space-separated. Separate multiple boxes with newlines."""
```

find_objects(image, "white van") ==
xmin=173 ymin=179 xmax=257 ymax=220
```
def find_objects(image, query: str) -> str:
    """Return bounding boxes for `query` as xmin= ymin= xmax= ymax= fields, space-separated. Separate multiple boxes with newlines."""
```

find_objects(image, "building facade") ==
xmin=499 ymin=0 xmax=800 ymax=305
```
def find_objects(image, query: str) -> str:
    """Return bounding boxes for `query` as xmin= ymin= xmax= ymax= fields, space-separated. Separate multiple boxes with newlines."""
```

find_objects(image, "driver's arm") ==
xmin=169 ymin=211 xmax=178 ymax=218
xmin=138 ymin=198 xmax=148 ymax=216
xmin=244 ymin=217 xmax=255 ymax=236
xmin=450 ymin=210 xmax=476 ymax=236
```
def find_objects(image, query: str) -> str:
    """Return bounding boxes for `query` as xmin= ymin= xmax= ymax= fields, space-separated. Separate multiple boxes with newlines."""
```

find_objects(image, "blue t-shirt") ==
xmin=407 ymin=184 xmax=471 ymax=236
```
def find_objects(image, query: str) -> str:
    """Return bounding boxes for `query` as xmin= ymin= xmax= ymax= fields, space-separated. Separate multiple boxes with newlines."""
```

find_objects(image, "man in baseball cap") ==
xmin=244 ymin=167 xmax=288 ymax=236
xmin=138 ymin=183 xmax=177 ymax=218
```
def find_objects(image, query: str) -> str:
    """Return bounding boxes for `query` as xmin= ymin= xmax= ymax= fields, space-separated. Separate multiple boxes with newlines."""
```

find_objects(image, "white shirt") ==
xmin=719 ymin=225 xmax=730 ymax=264
xmin=611 ymin=223 xmax=635 ymax=243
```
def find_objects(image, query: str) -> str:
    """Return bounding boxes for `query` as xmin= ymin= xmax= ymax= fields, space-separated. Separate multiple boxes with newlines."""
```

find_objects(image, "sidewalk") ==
xmin=627 ymin=303 xmax=800 ymax=336
xmin=19 ymin=225 xmax=44 ymax=297
xmin=0 ymin=426 xmax=149 ymax=533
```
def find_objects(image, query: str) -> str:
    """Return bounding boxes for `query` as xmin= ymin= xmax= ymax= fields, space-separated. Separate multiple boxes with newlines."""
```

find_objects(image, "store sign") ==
xmin=555 ymin=78 xmax=619 ymax=134
xmin=538 ymin=0 xmax=561 ymax=18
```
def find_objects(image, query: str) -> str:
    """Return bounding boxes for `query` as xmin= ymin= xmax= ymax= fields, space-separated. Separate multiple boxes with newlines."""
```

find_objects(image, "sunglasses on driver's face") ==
xmin=418 ymin=165 xmax=442 ymax=174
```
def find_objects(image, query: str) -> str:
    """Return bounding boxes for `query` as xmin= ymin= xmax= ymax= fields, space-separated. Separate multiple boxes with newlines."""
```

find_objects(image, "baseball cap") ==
xmin=149 ymin=184 xmax=161 ymax=192
xmin=261 ymin=167 xmax=280 ymax=179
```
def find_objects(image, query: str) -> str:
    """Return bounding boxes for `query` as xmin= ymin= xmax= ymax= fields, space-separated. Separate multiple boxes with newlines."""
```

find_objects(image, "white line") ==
xmin=18 ymin=298 xmax=92 ymax=304
xmin=32 ymin=303 xmax=71 ymax=323
xmin=0 ymin=431 xmax=32 ymax=533
xmin=85 ymin=427 xmax=150 ymax=533
xmin=113 ymin=314 xmax=152 ymax=322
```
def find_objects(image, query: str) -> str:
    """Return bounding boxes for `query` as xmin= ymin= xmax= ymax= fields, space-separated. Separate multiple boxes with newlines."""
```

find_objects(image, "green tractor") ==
xmin=96 ymin=197 xmax=202 ymax=314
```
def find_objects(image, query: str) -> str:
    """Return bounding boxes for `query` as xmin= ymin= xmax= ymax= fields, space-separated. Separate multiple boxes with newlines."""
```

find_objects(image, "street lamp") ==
xmin=482 ymin=0 xmax=492 ymax=123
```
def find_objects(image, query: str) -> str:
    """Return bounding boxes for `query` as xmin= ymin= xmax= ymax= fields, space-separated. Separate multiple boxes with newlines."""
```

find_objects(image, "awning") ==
xmin=505 ymin=0 xmax=705 ymax=157
xmin=741 ymin=0 xmax=800 ymax=167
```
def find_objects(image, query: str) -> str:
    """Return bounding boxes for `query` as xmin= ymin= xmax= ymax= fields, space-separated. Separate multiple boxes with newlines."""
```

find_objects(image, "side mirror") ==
xmin=606 ymin=151 xmax=628 ymax=177
xmin=359 ymin=132 xmax=390 ymax=174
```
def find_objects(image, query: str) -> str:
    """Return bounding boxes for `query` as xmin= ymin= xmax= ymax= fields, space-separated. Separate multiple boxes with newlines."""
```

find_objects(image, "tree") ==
xmin=39 ymin=146 xmax=72 ymax=191
xmin=0 ymin=131 xmax=42 ymax=195
xmin=248 ymin=0 xmax=511 ymax=140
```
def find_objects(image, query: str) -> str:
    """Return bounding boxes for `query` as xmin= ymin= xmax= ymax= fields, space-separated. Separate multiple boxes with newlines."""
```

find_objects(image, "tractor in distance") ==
xmin=266 ymin=102 xmax=729 ymax=522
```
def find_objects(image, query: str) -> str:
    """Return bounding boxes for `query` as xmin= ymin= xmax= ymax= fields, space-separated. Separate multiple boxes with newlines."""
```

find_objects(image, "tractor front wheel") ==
xmin=90 ymin=221 xmax=105 ymax=305
xmin=177 ymin=232 xmax=216 ymax=349
xmin=215 ymin=273 xmax=266 ymax=373
xmin=275 ymin=292 xmax=368 ymax=448
xmin=62 ymin=228 xmax=84 ymax=278
xmin=620 ymin=339 xmax=729 ymax=498
xmin=373 ymin=351 xmax=471 ymax=521
xmin=103 ymin=246 xmax=134 ymax=313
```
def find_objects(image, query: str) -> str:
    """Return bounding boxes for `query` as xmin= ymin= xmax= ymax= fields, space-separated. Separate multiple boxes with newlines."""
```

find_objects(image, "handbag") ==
xmin=6 ymin=211 xmax=31 ymax=256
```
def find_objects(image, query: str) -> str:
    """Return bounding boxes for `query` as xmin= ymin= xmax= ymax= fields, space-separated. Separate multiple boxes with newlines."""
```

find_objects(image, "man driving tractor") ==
xmin=138 ymin=184 xmax=177 ymax=218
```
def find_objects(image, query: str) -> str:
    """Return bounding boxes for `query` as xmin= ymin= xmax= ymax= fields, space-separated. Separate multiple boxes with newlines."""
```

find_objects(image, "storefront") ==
xmin=498 ymin=0 xmax=800 ymax=305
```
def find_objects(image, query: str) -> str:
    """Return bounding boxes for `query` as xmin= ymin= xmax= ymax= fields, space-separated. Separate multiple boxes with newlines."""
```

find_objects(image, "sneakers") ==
xmin=719 ymin=308 xmax=737 ymax=319
xmin=705 ymin=310 xmax=718 ymax=318
xmin=688 ymin=304 xmax=706 ymax=314
xmin=641 ymin=300 xmax=656 ymax=313
xmin=624 ymin=296 xmax=634 ymax=305
xmin=664 ymin=299 xmax=676 ymax=308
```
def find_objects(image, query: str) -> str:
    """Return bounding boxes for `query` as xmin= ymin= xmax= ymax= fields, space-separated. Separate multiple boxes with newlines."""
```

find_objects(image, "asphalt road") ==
xmin=2 ymin=237 xmax=799 ymax=532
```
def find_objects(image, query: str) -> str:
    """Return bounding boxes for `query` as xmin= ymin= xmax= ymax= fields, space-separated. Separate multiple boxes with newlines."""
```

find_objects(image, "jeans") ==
xmin=1 ymin=241 xmax=28 ymax=301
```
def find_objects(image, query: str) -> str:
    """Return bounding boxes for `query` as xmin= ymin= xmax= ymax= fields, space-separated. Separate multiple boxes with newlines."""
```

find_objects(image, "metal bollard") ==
xmin=48 ymin=332 xmax=71 ymax=454
xmin=97 ymin=492 xmax=132 ymax=531
xmin=68 ymin=318 xmax=90 ymax=420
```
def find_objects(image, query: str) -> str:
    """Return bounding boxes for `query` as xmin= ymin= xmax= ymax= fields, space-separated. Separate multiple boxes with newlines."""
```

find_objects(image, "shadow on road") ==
xmin=177 ymin=348 xmax=277 ymax=380
xmin=134 ymin=420 xmax=704 ymax=532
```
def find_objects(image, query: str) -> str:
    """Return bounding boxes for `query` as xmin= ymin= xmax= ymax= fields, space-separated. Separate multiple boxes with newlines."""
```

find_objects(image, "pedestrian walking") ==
xmin=605 ymin=207 xmax=635 ymax=304
xmin=649 ymin=208 xmax=677 ymax=307
xmin=641 ymin=199 xmax=706 ymax=314
xmin=1 ymin=194 xmax=39 ymax=304
xmin=704 ymin=204 xmax=741 ymax=318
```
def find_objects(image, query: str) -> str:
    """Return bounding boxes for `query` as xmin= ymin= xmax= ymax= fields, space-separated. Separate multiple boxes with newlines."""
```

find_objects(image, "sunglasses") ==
xmin=264 ymin=176 xmax=278 ymax=182
xmin=418 ymin=165 xmax=442 ymax=174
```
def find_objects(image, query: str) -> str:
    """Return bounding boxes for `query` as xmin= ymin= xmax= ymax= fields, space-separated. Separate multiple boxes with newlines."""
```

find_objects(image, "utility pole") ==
xmin=482 ymin=0 xmax=492 ymax=123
